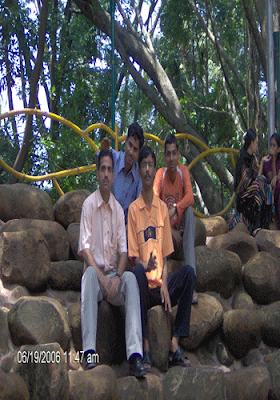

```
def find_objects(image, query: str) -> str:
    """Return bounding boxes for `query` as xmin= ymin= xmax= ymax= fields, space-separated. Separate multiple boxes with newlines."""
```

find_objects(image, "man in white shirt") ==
xmin=78 ymin=148 xmax=146 ymax=376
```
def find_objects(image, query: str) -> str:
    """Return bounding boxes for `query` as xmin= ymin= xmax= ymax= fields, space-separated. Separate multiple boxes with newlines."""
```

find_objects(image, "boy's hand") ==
xmin=160 ymin=283 xmax=172 ymax=313
xmin=99 ymin=274 xmax=112 ymax=297
xmin=100 ymin=137 xmax=111 ymax=150
xmin=169 ymin=205 xmax=176 ymax=219
xmin=145 ymin=252 xmax=157 ymax=272
xmin=172 ymin=228 xmax=183 ymax=248
xmin=107 ymin=275 xmax=120 ymax=302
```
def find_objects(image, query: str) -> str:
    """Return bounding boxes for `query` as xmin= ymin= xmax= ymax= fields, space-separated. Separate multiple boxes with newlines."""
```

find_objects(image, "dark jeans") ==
xmin=134 ymin=263 xmax=195 ymax=339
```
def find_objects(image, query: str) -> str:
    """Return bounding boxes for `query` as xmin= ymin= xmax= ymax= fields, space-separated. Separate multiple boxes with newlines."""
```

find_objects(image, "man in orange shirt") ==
xmin=128 ymin=145 xmax=195 ymax=369
xmin=153 ymin=133 xmax=198 ymax=303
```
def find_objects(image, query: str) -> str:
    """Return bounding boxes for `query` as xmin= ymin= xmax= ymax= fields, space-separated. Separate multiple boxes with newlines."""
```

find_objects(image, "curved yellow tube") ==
xmin=1 ymin=109 xmax=239 ymax=217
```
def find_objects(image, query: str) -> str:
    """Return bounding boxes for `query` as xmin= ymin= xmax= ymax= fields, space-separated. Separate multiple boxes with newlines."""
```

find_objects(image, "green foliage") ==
xmin=158 ymin=0 xmax=264 ymax=151
xmin=0 ymin=128 xmax=18 ymax=184
xmin=28 ymin=117 xmax=99 ymax=201
xmin=0 ymin=0 xmax=269 ymax=213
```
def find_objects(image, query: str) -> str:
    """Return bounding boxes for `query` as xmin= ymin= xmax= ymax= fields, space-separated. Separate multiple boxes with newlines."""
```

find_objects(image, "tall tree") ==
xmin=0 ymin=0 xmax=276 ymax=213
xmin=73 ymin=0 xmax=238 ymax=213
xmin=8 ymin=0 xmax=49 ymax=183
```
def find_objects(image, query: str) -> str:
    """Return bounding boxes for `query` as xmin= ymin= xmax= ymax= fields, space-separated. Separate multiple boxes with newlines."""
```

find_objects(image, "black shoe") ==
xmin=84 ymin=350 xmax=97 ymax=370
xmin=129 ymin=353 xmax=147 ymax=378
xmin=168 ymin=347 xmax=191 ymax=368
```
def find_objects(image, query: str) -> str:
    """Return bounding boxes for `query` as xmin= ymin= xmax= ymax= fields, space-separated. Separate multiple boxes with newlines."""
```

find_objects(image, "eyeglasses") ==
xmin=140 ymin=162 xmax=154 ymax=169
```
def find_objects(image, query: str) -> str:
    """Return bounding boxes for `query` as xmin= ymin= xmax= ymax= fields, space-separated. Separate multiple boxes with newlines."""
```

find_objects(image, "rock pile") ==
xmin=1 ymin=183 xmax=280 ymax=399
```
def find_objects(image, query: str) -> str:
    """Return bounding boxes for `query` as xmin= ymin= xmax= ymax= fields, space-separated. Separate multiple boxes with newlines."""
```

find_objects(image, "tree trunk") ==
xmin=8 ymin=0 xmax=49 ymax=184
xmin=73 ymin=0 xmax=235 ymax=213
xmin=49 ymin=0 xmax=72 ymax=142
xmin=3 ymin=29 xmax=19 ymax=149
xmin=242 ymin=0 xmax=267 ymax=79
xmin=181 ymin=146 xmax=223 ymax=214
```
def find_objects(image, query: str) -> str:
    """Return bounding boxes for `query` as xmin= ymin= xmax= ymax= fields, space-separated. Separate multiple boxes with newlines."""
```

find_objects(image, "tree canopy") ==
xmin=0 ymin=0 xmax=278 ymax=213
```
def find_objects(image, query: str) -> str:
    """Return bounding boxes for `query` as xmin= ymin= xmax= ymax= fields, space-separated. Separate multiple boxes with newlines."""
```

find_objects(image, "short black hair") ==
xmin=96 ymin=148 xmax=114 ymax=170
xmin=138 ymin=145 xmax=156 ymax=168
xmin=127 ymin=123 xmax=144 ymax=150
xmin=164 ymin=133 xmax=178 ymax=152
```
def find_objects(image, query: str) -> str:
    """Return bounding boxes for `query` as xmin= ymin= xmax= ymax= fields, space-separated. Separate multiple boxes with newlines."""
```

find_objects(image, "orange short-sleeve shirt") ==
xmin=128 ymin=192 xmax=174 ymax=288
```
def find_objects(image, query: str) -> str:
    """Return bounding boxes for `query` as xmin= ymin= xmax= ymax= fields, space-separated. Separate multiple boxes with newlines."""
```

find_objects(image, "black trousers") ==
xmin=134 ymin=263 xmax=195 ymax=339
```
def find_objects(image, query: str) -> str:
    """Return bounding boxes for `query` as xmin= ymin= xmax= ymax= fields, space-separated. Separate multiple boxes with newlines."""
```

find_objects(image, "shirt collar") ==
xmin=138 ymin=191 xmax=159 ymax=210
xmin=165 ymin=166 xmax=179 ymax=181
xmin=96 ymin=188 xmax=113 ymax=209
xmin=116 ymin=151 xmax=139 ymax=180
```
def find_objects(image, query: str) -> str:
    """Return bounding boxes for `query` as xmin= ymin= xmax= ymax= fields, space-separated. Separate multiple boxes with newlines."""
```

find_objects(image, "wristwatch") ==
xmin=116 ymin=272 xmax=121 ymax=278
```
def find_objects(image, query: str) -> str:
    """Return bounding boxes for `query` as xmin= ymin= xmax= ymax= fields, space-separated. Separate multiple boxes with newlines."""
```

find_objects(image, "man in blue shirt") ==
xmin=100 ymin=123 xmax=144 ymax=224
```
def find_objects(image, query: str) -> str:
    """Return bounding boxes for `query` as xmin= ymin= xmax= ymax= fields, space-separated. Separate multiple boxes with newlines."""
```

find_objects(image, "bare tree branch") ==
xmin=188 ymin=0 xmax=246 ymax=93
xmin=9 ymin=0 xmax=49 ymax=183
xmin=205 ymin=0 xmax=247 ymax=129
xmin=150 ymin=0 xmax=167 ymax=38
xmin=241 ymin=0 xmax=267 ymax=79
xmin=72 ymin=0 xmax=236 ymax=211
xmin=130 ymin=0 xmax=154 ymax=52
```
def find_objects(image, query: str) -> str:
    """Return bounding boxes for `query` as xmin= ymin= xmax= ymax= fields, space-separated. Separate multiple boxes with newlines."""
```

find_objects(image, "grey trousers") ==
xmin=182 ymin=206 xmax=196 ymax=275
xmin=81 ymin=267 xmax=143 ymax=359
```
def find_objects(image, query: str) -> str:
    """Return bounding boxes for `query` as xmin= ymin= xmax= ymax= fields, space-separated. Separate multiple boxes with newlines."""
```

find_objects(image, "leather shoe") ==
xmin=129 ymin=353 xmax=147 ymax=378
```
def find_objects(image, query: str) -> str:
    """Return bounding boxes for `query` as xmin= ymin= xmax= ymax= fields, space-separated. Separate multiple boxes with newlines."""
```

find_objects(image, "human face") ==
xmin=125 ymin=136 xmax=140 ymax=172
xmin=248 ymin=137 xmax=258 ymax=155
xmin=269 ymin=137 xmax=280 ymax=157
xmin=139 ymin=153 xmax=156 ymax=189
xmin=96 ymin=155 xmax=114 ymax=195
xmin=164 ymin=143 xmax=179 ymax=173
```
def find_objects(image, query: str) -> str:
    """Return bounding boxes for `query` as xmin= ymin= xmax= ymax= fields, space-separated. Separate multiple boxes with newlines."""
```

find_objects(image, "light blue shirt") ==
xmin=111 ymin=149 xmax=142 ymax=223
